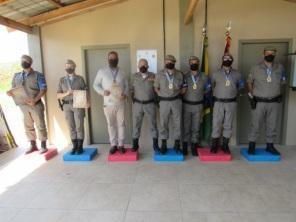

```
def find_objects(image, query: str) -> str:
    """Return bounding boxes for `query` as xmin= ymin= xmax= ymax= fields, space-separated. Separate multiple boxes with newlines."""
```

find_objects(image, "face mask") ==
xmin=190 ymin=64 xmax=199 ymax=71
xmin=21 ymin=61 xmax=31 ymax=69
xmin=264 ymin=55 xmax=275 ymax=63
xmin=66 ymin=68 xmax=75 ymax=74
xmin=166 ymin=63 xmax=175 ymax=70
xmin=139 ymin=66 xmax=148 ymax=73
xmin=222 ymin=60 xmax=233 ymax=67
xmin=109 ymin=59 xmax=118 ymax=68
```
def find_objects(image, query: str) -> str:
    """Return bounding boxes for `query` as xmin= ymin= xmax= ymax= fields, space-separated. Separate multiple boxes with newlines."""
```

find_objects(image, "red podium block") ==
xmin=43 ymin=148 xmax=58 ymax=161
xmin=108 ymin=148 xmax=139 ymax=162
xmin=198 ymin=148 xmax=232 ymax=162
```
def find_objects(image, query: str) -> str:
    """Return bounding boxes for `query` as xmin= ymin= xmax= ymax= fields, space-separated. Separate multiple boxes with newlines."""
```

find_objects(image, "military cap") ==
xmin=189 ymin=56 xmax=200 ymax=62
xmin=264 ymin=46 xmax=277 ymax=52
xmin=65 ymin=59 xmax=76 ymax=68
xmin=21 ymin=55 xmax=33 ymax=64
xmin=165 ymin=55 xmax=176 ymax=63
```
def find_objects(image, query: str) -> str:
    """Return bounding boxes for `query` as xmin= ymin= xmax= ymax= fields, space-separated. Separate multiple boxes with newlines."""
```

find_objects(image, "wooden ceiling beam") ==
xmin=0 ymin=0 xmax=14 ymax=5
xmin=0 ymin=15 xmax=32 ymax=33
xmin=184 ymin=0 xmax=199 ymax=25
xmin=21 ymin=0 xmax=125 ymax=26
xmin=46 ymin=0 xmax=63 ymax=8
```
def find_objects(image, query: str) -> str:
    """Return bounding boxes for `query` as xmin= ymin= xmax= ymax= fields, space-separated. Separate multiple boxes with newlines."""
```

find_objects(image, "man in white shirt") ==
xmin=93 ymin=51 xmax=129 ymax=154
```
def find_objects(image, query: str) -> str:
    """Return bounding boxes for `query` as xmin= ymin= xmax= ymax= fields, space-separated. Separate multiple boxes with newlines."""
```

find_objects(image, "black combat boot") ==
xmin=39 ymin=141 xmax=48 ymax=154
xmin=191 ymin=143 xmax=198 ymax=156
xmin=222 ymin=137 xmax=231 ymax=154
xmin=25 ymin=140 xmax=38 ymax=155
xmin=210 ymin=138 xmax=219 ymax=154
xmin=109 ymin=146 xmax=118 ymax=154
xmin=153 ymin=138 xmax=161 ymax=153
xmin=132 ymin=138 xmax=139 ymax=152
xmin=266 ymin=143 xmax=281 ymax=156
xmin=248 ymin=141 xmax=256 ymax=155
xmin=77 ymin=139 xmax=84 ymax=155
xmin=118 ymin=145 xmax=126 ymax=154
xmin=160 ymin=139 xmax=167 ymax=154
xmin=182 ymin=142 xmax=188 ymax=156
xmin=70 ymin=139 xmax=78 ymax=155
xmin=174 ymin=140 xmax=182 ymax=154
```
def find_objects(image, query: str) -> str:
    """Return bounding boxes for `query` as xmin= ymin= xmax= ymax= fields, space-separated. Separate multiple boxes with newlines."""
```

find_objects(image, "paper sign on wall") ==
xmin=136 ymin=50 xmax=157 ymax=74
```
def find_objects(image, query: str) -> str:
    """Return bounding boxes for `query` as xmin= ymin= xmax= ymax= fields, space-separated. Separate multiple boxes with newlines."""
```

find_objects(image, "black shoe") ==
xmin=191 ymin=143 xmax=198 ymax=156
xmin=77 ymin=139 xmax=84 ymax=155
xmin=39 ymin=140 xmax=48 ymax=154
xmin=25 ymin=141 xmax=38 ymax=154
xmin=210 ymin=138 xmax=219 ymax=154
xmin=118 ymin=146 xmax=126 ymax=154
xmin=160 ymin=139 xmax=167 ymax=155
xmin=132 ymin=138 xmax=139 ymax=152
xmin=153 ymin=138 xmax=161 ymax=153
xmin=248 ymin=141 xmax=256 ymax=155
xmin=109 ymin=146 xmax=118 ymax=154
xmin=266 ymin=143 xmax=281 ymax=156
xmin=70 ymin=139 xmax=78 ymax=155
xmin=174 ymin=140 xmax=182 ymax=154
xmin=222 ymin=137 xmax=231 ymax=154
xmin=182 ymin=142 xmax=188 ymax=156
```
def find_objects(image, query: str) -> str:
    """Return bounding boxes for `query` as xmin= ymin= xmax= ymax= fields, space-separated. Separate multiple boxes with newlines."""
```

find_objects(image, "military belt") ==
xmin=182 ymin=99 xmax=204 ymax=105
xmin=254 ymin=95 xmax=282 ymax=103
xmin=214 ymin=97 xmax=237 ymax=103
xmin=133 ymin=98 xmax=155 ymax=104
xmin=158 ymin=94 xmax=181 ymax=101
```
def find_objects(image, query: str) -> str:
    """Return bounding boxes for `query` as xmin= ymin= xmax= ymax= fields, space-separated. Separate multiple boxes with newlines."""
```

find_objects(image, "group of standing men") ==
xmin=6 ymin=46 xmax=286 ymax=157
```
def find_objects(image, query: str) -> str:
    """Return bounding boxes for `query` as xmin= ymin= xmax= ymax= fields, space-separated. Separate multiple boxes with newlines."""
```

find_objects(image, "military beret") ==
xmin=66 ymin=59 xmax=76 ymax=68
xmin=21 ymin=55 xmax=33 ymax=64
xmin=165 ymin=55 xmax=176 ymax=63
xmin=189 ymin=56 xmax=200 ymax=62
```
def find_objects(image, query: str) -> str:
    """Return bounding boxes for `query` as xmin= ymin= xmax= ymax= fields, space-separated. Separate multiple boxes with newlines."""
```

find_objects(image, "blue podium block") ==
xmin=240 ymin=148 xmax=281 ymax=162
xmin=154 ymin=148 xmax=184 ymax=162
xmin=63 ymin=148 xmax=98 ymax=161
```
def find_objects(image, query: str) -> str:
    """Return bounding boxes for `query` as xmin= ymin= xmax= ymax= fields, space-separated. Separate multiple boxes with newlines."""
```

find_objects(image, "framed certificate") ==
xmin=11 ymin=86 xmax=29 ymax=105
xmin=73 ymin=90 xmax=89 ymax=108
xmin=109 ymin=83 xmax=123 ymax=103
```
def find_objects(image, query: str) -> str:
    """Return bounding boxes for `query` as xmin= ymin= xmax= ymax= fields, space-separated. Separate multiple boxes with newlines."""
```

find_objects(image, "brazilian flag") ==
xmin=200 ymin=35 xmax=212 ymax=145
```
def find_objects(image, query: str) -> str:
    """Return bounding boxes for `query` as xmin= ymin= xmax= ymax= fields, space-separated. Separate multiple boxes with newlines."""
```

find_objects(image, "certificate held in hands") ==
xmin=10 ymin=86 xmax=29 ymax=105
xmin=73 ymin=90 xmax=89 ymax=108
xmin=109 ymin=82 xmax=123 ymax=103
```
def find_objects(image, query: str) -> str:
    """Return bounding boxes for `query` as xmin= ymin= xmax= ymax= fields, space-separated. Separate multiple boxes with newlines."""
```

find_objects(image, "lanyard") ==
xmin=165 ymin=72 xmax=174 ymax=86
xmin=111 ymin=68 xmax=119 ymax=82
xmin=224 ymin=69 xmax=231 ymax=81
xmin=191 ymin=73 xmax=199 ymax=85
xmin=66 ymin=76 xmax=73 ymax=90
xmin=266 ymin=68 xmax=272 ymax=76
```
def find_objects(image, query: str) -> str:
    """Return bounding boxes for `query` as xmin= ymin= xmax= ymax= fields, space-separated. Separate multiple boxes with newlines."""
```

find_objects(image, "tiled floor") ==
xmin=1 ymin=145 xmax=296 ymax=222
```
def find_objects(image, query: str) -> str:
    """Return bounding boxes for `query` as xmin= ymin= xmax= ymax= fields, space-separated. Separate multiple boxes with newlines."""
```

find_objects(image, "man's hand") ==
xmin=6 ymin=90 xmax=14 ymax=97
xmin=104 ymin=90 xmax=111 ymax=96
xmin=67 ymin=90 xmax=73 ymax=96
xmin=25 ymin=98 xmax=36 ymax=106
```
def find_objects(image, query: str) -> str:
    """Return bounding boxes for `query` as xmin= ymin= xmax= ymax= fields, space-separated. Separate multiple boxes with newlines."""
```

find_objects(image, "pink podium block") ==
xmin=43 ymin=148 xmax=58 ymax=161
xmin=108 ymin=148 xmax=139 ymax=162
xmin=198 ymin=148 xmax=232 ymax=162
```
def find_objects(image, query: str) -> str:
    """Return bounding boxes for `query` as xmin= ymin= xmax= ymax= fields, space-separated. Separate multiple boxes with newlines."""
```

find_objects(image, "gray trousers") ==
xmin=183 ymin=103 xmax=203 ymax=143
xmin=248 ymin=102 xmax=280 ymax=143
xmin=132 ymin=102 xmax=158 ymax=139
xmin=211 ymin=102 xmax=237 ymax=139
xmin=159 ymin=100 xmax=182 ymax=140
xmin=19 ymin=102 xmax=47 ymax=141
xmin=64 ymin=104 xmax=85 ymax=140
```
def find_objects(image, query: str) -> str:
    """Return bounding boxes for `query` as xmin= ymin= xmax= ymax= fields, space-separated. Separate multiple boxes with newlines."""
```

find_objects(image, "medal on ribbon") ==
xmin=191 ymin=74 xmax=199 ymax=90
xmin=266 ymin=68 xmax=272 ymax=83
xmin=225 ymin=73 xmax=231 ymax=87
xmin=166 ymin=72 xmax=174 ymax=90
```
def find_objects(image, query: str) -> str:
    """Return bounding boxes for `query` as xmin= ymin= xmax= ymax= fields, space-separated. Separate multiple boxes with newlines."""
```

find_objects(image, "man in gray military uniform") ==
xmin=154 ymin=55 xmax=186 ymax=154
xmin=131 ymin=59 xmax=160 ymax=152
xmin=247 ymin=46 xmax=286 ymax=155
xmin=57 ymin=59 xmax=88 ymax=155
xmin=211 ymin=53 xmax=244 ymax=154
xmin=182 ymin=56 xmax=211 ymax=156
xmin=7 ymin=55 xmax=48 ymax=154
